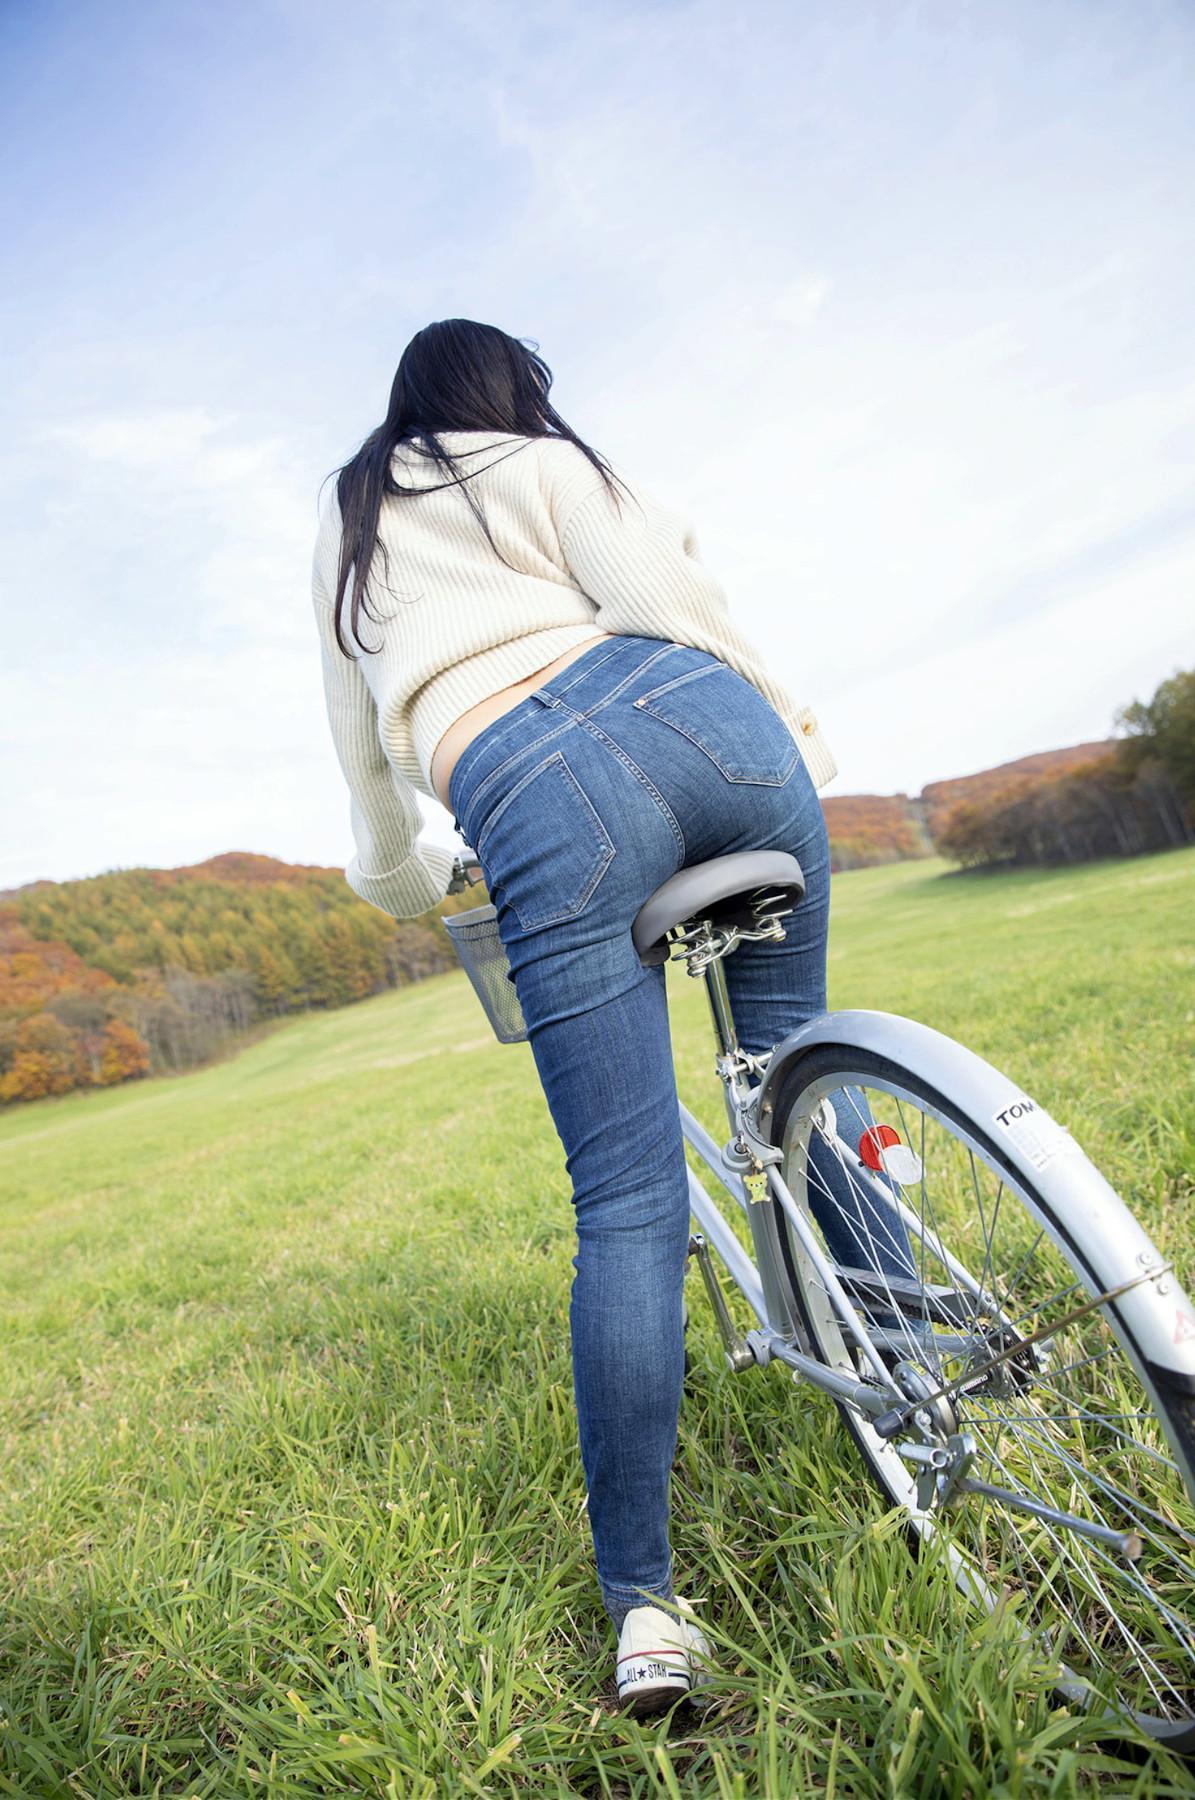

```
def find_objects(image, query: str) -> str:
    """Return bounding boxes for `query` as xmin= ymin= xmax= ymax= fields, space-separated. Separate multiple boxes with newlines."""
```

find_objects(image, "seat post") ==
xmin=702 ymin=951 xmax=740 ymax=1058
xmin=697 ymin=938 xmax=759 ymax=1143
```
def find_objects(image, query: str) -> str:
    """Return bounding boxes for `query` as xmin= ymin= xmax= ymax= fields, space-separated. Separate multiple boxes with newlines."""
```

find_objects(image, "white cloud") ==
xmin=3 ymin=0 xmax=1194 ymax=885
xmin=820 ymin=543 xmax=1195 ymax=795
xmin=49 ymin=409 xmax=222 ymax=470
xmin=771 ymin=276 xmax=832 ymax=327
xmin=46 ymin=408 xmax=316 ymax=640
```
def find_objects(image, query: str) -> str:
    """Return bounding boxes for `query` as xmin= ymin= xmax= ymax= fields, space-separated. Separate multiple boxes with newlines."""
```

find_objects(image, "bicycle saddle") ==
xmin=631 ymin=851 xmax=806 ymax=967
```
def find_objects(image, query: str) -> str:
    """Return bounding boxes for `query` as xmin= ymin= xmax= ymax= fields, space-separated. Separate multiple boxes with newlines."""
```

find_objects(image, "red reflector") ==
xmin=859 ymin=1124 xmax=901 ymax=1171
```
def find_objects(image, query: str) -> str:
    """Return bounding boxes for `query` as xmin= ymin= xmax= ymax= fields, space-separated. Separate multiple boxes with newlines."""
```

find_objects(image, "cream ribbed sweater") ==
xmin=312 ymin=429 xmax=837 ymax=919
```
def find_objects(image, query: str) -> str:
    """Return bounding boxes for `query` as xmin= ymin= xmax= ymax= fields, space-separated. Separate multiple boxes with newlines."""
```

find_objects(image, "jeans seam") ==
xmin=545 ymin=645 xmax=683 ymax=728
xmin=633 ymin=659 xmax=720 ymax=706
xmin=548 ymin=635 xmax=641 ymax=700
xmin=449 ymin=697 xmax=553 ymax=821
xmin=520 ymin=842 xmax=615 ymax=929
xmin=635 ymin=698 xmax=800 ymax=786
xmin=451 ymin=642 xmax=676 ymax=830
xmin=476 ymin=749 xmax=616 ymax=930
xmin=578 ymin=717 xmax=687 ymax=861
xmin=602 ymin=1575 xmax=675 ymax=1600
xmin=582 ymin=641 xmax=684 ymax=717
xmin=459 ymin=719 xmax=575 ymax=845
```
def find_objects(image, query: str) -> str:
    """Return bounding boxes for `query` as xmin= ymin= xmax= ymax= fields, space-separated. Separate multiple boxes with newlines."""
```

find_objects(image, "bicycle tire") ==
xmin=765 ymin=1037 xmax=1195 ymax=1751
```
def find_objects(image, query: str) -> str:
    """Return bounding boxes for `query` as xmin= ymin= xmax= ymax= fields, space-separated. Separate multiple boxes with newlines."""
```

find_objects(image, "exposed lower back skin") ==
xmin=430 ymin=631 xmax=615 ymax=808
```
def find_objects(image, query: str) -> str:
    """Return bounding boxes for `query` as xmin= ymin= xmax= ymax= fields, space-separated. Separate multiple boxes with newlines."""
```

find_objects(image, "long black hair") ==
xmin=329 ymin=319 xmax=629 ymax=656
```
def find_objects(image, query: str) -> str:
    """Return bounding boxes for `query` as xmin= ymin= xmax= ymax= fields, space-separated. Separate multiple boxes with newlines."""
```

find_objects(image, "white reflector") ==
xmin=879 ymin=1143 xmax=923 ymax=1185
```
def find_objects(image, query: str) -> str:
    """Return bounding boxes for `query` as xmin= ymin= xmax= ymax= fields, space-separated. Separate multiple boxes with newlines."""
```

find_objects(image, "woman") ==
xmin=312 ymin=319 xmax=906 ymax=1716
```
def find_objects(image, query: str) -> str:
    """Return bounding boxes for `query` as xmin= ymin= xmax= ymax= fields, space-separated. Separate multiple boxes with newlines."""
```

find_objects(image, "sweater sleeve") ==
xmin=554 ymin=460 xmax=837 ymax=789
xmin=312 ymin=508 xmax=456 ymax=920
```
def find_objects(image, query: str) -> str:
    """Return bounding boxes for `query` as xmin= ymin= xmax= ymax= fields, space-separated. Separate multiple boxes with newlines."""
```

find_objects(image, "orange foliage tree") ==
xmin=0 ymin=1012 xmax=83 ymax=1102
xmin=98 ymin=1018 xmax=151 ymax=1085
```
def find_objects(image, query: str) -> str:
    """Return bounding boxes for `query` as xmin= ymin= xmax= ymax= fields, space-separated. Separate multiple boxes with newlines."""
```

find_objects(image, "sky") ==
xmin=1 ymin=0 xmax=1192 ymax=888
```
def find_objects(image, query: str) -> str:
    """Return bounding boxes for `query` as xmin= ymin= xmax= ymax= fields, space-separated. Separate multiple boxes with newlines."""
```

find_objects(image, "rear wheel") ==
xmin=768 ymin=1043 xmax=1195 ymax=1750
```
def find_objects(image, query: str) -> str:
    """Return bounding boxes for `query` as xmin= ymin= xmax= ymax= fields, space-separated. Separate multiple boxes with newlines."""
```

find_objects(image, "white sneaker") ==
xmin=614 ymin=1595 xmax=712 ymax=1717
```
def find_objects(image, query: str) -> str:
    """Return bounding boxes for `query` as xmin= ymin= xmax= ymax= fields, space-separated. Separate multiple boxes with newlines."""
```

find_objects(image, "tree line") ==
xmin=822 ymin=794 xmax=932 ymax=871
xmin=0 ymin=853 xmax=463 ymax=1104
xmin=934 ymin=669 xmax=1195 ymax=869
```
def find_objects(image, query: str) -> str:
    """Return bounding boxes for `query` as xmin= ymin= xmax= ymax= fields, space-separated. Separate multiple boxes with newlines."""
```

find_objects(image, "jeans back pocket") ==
xmin=633 ymin=659 xmax=800 ymax=785
xmin=475 ymin=749 xmax=616 ymax=932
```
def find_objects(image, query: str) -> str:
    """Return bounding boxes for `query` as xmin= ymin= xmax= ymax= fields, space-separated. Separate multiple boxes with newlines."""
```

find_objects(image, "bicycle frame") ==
xmin=677 ymin=946 xmax=898 ymax=1417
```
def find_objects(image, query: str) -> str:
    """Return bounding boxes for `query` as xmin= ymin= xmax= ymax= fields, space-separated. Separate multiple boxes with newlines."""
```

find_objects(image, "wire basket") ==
xmin=442 ymin=903 xmax=529 ymax=1044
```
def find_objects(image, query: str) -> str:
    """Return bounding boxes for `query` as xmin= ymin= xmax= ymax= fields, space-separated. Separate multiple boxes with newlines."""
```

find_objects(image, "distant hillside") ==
xmin=921 ymin=741 xmax=1115 ymax=831
xmin=931 ymin=667 xmax=1194 ymax=867
xmin=821 ymin=794 xmax=931 ymax=870
xmin=0 ymin=853 xmax=471 ymax=1104
xmin=823 ymin=741 xmax=1115 ymax=871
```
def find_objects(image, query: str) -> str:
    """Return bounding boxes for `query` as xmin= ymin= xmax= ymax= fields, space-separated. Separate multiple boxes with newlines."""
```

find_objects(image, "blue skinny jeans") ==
xmin=448 ymin=633 xmax=912 ymax=1632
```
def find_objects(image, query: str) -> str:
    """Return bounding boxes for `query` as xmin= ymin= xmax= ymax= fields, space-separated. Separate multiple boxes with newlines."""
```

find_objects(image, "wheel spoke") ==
xmin=799 ymin=1127 xmax=934 ymax=1372
xmin=981 ymin=1408 xmax=1195 ymax=1572
xmin=995 ymin=1225 xmax=1047 ymax=1320
xmin=995 ymin=1415 xmax=1190 ymax=1713
xmin=1013 ymin=1379 xmax=1184 ymax=1478
xmin=980 ymin=1429 xmax=1185 ymax=1715
xmin=778 ymin=1064 xmax=1195 ymax=1735
xmin=975 ymin=1166 xmax=1005 ymax=1332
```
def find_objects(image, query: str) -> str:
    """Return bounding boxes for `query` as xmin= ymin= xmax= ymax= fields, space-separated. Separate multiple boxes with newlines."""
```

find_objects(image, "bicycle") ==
xmin=442 ymin=845 xmax=1195 ymax=1751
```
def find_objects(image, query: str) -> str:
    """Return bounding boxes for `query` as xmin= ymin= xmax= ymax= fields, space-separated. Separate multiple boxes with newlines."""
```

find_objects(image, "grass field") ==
xmin=2 ymin=851 xmax=1194 ymax=1798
